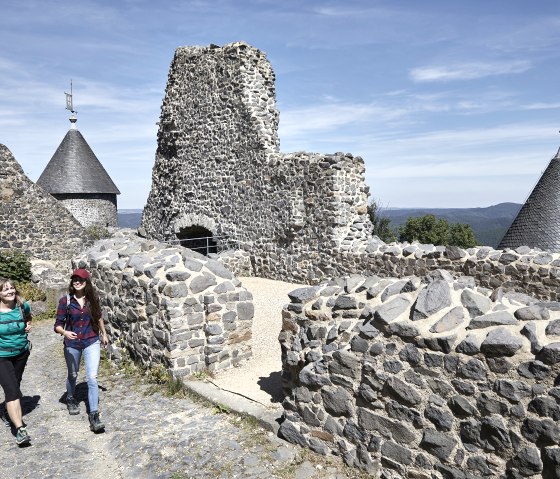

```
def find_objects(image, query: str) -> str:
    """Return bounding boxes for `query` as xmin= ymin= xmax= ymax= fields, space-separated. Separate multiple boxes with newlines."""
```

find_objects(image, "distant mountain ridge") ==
xmin=117 ymin=209 xmax=143 ymax=228
xmin=381 ymin=202 xmax=522 ymax=248
xmin=117 ymin=203 xmax=522 ymax=248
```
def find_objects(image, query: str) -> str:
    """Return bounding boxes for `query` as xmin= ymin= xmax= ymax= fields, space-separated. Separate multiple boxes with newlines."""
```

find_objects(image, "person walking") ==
xmin=54 ymin=268 xmax=108 ymax=433
xmin=0 ymin=278 xmax=32 ymax=446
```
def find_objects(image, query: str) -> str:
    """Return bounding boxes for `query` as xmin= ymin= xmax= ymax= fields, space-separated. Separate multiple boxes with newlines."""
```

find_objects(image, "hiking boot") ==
xmin=0 ymin=408 xmax=11 ymax=427
xmin=66 ymin=397 xmax=80 ymax=415
xmin=16 ymin=426 xmax=30 ymax=446
xmin=88 ymin=412 xmax=105 ymax=433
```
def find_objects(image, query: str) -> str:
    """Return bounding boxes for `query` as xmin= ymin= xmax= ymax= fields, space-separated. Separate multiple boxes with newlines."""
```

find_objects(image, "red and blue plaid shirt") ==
xmin=54 ymin=295 xmax=99 ymax=349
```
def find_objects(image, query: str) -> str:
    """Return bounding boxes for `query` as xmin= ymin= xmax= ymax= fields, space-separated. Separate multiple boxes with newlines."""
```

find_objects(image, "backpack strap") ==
xmin=65 ymin=294 xmax=72 ymax=330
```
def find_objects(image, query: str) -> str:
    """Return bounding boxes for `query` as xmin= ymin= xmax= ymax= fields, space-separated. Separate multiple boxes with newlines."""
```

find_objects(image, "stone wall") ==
xmin=278 ymin=270 xmax=560 ymax=478
xmin=312 ymin=240 xmax=560 ymax=300
xmin=141 ymin=42 xmax=371 ymax=283
xmin=0 ymin=144 xmax=93 ymax=262
xmin=55 ymin=194 xmax=118 ymax=228
xmin=73 ymin=231 xmax=253 ymax=376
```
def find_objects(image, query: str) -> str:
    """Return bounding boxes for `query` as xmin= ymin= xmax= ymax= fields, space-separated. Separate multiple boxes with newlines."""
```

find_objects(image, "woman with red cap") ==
xmin=54 ymin=268 xmax=108 ymax=433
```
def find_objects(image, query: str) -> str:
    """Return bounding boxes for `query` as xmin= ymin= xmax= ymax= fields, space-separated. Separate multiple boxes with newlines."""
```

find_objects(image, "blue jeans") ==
xmin=64 ymin=341 xmax=100 ymax=413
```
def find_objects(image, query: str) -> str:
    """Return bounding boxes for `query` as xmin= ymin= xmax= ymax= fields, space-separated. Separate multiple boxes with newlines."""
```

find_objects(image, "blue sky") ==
xmin=2 ymin=0 xmax=559 ymax=209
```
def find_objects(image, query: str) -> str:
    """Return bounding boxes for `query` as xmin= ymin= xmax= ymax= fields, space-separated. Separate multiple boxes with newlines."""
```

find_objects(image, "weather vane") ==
xmin=64 ymin=80 xmax=77 ymax=114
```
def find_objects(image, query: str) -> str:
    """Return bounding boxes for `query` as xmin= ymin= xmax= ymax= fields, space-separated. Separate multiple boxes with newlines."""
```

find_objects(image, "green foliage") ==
xmin=449 ymin=223 xmax=478 ymax=248
xmin=190 ymin=368 xmax=215 ymax=381
xmin=15 ymin=282 xmax=47 ymax=302
xmin=146 ymin=363 xmax=170 ymax=385
xmin=399 ymin=214 xmax=449 ymax=245
xmin=0 ymin=249 xmax=32 ymax=282
xmin=32 ymin=303 xmax=57 ymax=322
xmin=367 ymin=199 xmax=397 ymax=243
xmin=146 ymin=363 xmax=187 ymax=397
xmin=212 ymin=403 xmax=231 ymax=415
xmin=85 ymin=225 xmax=111 ymax=240
xmin=399 ymin=214 xmax=478 ymax=247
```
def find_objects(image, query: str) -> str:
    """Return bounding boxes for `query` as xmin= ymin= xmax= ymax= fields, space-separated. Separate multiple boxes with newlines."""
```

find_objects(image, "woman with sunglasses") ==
xmin=0 ymin=278 xmax=32 ymax=446
xmin=54 ymin=268 xmax=108 ymax=433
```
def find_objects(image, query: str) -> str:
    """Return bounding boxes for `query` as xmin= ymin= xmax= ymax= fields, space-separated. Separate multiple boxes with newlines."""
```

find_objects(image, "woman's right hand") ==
xmin=63 ymin=330 xmax=78 ymax=340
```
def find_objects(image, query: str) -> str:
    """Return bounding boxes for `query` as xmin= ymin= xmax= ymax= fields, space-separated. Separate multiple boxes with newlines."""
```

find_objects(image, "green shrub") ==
xmin=85 ymin=225 xmax=112 ymax=240
xmin=0 ymin=250 xmax=31 ymax=282
xmin=16 ymin=282 xmax=47 ymax=302
xmin=31 ymin=303 xmax=57 ymax=322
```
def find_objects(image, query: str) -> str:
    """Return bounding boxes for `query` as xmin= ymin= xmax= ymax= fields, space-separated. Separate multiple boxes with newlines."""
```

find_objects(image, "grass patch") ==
xmin=211 ymin=402 xmax=231 ymax=415
xmin=189 ymin=368 xmax=215 ymax=381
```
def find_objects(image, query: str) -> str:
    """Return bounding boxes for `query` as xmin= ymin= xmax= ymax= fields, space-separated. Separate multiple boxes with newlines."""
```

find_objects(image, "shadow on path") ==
xmin=257 ymin=371 xmax=284 ymax=403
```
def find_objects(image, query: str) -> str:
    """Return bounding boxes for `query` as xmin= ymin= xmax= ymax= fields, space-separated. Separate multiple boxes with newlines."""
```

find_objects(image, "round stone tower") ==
xmin=37 ymin=114 xmax=120 ymax=228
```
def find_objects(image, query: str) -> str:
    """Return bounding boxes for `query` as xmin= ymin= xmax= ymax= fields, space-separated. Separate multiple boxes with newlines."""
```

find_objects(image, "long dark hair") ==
xmin=68 ymin=277 xmax=102 ymax=333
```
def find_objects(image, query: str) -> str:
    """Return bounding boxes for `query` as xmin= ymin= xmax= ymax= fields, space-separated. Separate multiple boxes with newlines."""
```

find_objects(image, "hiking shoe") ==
xmin=0 ymin=409 xmax=11 ymax=427
xmin=88 ymin=412 xmax=105 ymax=433
xmin=16 ymin=426 xmax=30 ymax=446
xmin=66 ymin=397 xmax=80 ymax=415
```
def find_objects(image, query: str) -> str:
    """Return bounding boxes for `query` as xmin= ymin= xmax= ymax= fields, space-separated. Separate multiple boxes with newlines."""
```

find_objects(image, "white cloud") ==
xmin=410 ymin=60 xmax=532 ymax=82
xmin=521 ymin=102 xmax=560 ymax=111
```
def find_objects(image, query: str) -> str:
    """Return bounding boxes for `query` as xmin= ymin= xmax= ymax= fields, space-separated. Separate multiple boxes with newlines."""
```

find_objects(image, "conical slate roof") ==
xmin=37 ymin=120 xmax=120 ymax=195
xmin=498 ymin=147 xmax=560 ymax=252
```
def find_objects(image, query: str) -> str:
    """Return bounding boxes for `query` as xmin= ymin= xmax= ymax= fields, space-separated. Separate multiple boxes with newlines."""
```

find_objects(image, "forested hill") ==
xmin=382 ymin=202 xmax=522 ymax=248
xmin=118 ymin=203 xmax=522 ymax=248
xmin=117 ymin=209 xmax=143 ymax=228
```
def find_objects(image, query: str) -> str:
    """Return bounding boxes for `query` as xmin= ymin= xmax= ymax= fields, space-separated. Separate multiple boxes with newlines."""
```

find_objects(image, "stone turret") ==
xmin=37 ymin=114 xmax=120 ymax=228
xmin=499 ymin=146 xmax=560 ymax=252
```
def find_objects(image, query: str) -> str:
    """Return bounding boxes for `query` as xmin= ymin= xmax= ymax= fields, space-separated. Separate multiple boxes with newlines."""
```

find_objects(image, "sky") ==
xmin=2 ymin=0 xmax=560 ymax=210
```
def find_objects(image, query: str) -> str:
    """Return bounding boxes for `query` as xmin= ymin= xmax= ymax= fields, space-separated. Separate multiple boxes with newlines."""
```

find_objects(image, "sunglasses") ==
xmin=71 ymin=277 xmax=87 ymax=283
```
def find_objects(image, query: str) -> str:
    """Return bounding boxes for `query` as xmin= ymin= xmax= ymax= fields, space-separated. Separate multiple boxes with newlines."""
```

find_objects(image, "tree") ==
xmin=449 ymin=223 xmax=477 ymax=248
xmin=399 ymin=214 xmax=449 ymax=245
xmin=398 ymin=214 xmax=478 ymax=247
xmin=367 ymin=199 xmax=396 ymax=243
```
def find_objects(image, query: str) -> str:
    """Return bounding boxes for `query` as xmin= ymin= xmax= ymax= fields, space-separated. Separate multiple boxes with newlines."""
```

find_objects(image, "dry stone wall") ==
xmin=0 ymin=144 xmax=93 ymax=262
xmin=73 ymin=231 xmax=253 ymax=376
xmin=141 ymin=42 xmax=371 ymax=283
xmin=318 ymin=239 xmax=560 ymax=301
xmin=279 ymin=270 xmax=560 ymax=478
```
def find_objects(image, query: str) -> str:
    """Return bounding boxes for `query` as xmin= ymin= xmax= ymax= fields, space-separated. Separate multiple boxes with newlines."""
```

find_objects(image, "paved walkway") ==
xmin=0 ymin=279 xmax=361 ymax=479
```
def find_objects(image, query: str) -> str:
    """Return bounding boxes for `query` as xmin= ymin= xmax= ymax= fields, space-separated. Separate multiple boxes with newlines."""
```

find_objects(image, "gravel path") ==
xmin=211 ymin=277 xmax=303 ymax=407
xmin=0 ymin=280 xmax=361 ymax=479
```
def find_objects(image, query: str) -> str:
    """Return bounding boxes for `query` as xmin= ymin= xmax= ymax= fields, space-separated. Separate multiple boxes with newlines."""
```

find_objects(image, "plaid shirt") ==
xmin=54 ymin=295 xmax=99 ymax=349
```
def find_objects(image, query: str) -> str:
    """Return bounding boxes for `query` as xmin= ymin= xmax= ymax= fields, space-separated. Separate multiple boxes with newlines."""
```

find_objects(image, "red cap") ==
xmin=71 ymin=268 xmax=90 ymax=279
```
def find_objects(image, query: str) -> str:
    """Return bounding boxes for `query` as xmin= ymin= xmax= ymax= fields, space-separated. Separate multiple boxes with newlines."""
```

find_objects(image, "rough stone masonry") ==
xmin=279 ymin=270 xmax=560 ymax=478
xmin=141 ymin=41 xmax=371 ymax=283
xmin=73 ymin=230 xmax=254 ymax=376
xmin=0 ymin=144 xmax=92 ymax=263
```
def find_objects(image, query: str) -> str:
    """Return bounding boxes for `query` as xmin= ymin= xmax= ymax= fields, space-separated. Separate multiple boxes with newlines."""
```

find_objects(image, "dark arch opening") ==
xmin=176 ymin=225 xmax=217 ymax=256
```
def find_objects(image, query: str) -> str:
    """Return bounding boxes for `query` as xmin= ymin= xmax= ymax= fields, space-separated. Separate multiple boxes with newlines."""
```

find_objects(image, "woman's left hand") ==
xmin=24 ymin=322 xmax=32 ymax=333
xmin=101 ymin=331 xmax=109 ymax=347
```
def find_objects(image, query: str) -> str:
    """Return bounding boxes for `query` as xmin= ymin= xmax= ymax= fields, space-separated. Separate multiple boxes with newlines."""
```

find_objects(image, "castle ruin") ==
xmin=141 ymin=42 xmax=371 ymax=283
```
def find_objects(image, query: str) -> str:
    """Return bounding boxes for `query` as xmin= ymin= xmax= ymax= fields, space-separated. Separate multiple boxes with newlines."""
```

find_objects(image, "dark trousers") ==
xmin=0 ymin=349 xmax=29 ymax=402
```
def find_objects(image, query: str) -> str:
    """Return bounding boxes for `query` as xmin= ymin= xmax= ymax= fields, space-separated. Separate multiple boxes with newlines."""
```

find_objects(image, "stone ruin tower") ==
xmin=142 ymin=42 xmax=371 ymax=283
xmin=37 ymin=114 xmax=120 ymax=228
xmin=499 ymin=146 xmax=560 ymax=252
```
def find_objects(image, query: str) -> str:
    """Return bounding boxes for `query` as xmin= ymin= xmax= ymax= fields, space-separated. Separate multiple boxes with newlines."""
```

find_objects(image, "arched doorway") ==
xmin=176 ymin=225 xmax=217 ymax=256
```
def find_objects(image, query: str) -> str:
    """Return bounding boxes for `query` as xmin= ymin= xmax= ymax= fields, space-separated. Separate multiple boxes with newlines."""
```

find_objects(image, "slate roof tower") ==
xmin=498 ymin=147 xmax=560 ymax=252
xmin=37 ymin=114 xmax=120 ymax=228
